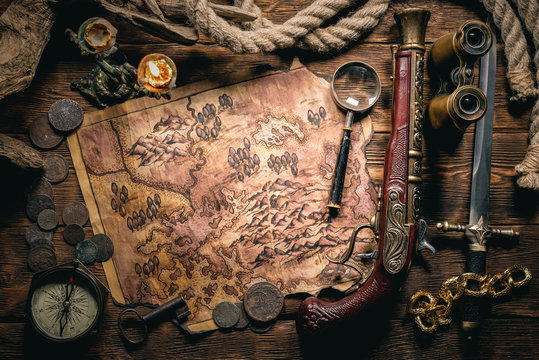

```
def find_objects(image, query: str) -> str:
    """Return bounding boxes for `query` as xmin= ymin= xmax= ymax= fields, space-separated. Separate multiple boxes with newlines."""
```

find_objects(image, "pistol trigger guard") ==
xmin=341 ymin=259 xmax=376 ymax=295
xmin=326 ymin=222 xmax=374 ymax=265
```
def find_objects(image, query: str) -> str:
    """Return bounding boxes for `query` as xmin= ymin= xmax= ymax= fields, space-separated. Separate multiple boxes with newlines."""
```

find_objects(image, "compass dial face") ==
xmin=30 ymin=271 xmax=100 ymax=341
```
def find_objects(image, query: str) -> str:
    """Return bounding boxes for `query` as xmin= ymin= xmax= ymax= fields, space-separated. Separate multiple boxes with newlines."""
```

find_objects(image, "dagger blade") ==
xmin=469 ymin=16 xmax=496 ymax=226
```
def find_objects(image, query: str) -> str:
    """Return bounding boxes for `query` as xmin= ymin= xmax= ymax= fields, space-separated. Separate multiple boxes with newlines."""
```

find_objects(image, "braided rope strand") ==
xmin=184 ymin=0 xmax=388 ymax=53
xmin=479 ymin=0 xmax=536 ymax=101
xmin=510 ymin=0 xmax=539 ymax=189
xmin=232 ymin=0 xmax=390 ymax=52
xmin=301 ymin=0 xmax=390 ymax=52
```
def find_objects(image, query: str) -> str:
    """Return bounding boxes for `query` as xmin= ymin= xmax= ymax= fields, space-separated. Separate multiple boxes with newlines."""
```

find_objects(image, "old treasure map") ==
xmin=68 ymin=59 xmax=378 ymax=333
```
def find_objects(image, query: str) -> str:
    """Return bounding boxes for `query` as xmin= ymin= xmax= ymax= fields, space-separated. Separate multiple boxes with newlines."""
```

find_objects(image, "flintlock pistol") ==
xmin=296 ymin=8 xmax=433 ymax=336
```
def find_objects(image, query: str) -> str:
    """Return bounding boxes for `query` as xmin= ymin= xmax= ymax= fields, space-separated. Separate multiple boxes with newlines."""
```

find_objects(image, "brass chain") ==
xmin=407 ymin=265 xmax=532 ymax=333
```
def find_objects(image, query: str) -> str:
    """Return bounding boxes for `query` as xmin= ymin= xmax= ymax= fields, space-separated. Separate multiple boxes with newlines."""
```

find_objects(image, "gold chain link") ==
xmin=407 ymin=265 xmax=532 ymax=333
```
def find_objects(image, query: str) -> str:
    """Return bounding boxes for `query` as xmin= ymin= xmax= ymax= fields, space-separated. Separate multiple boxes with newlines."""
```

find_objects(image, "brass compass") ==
xmin=26 ymin=261 xmax=108 ymax=342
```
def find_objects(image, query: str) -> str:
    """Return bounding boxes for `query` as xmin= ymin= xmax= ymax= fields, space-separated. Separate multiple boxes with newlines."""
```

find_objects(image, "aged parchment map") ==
xmin=68 ymin=60 xmax=378 ymax=332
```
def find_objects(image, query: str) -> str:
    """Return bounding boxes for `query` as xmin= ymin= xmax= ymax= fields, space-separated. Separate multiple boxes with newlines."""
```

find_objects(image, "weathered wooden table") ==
xmin=0 ymin=1 xmax=537 ymax=359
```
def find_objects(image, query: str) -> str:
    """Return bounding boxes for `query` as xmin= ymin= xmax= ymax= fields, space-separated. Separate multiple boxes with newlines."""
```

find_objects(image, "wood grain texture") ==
xmin=0 ymin=0 xmax=537 ymax=359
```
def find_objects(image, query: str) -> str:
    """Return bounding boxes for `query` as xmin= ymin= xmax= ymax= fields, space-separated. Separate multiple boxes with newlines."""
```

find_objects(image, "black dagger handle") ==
xmin=328 ymin=111 xmax=355 ymax=211
xmin=461 ymin=249 xmax=486 ymax=340
xmin=462 ymin=228 xmax=519 ymax=340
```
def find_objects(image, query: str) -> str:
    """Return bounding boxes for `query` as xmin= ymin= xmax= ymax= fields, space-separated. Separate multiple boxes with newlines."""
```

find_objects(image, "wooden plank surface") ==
xmin=0 ymin=0 xmax=537 ymax=359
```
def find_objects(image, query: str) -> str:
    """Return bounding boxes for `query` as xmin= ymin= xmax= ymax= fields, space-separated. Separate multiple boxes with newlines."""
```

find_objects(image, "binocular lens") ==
xmin=460 ymin=21 xmax=492 ymax=57
xmin=460 ymin=93 xmax=480 ymax=114
xmin=466 ymin=28 xmax=484 ymax=48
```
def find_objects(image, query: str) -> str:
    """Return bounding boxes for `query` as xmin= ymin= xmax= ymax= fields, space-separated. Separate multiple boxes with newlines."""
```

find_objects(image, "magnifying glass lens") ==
xmin=333 ymin=64 xmax=380 ymax=111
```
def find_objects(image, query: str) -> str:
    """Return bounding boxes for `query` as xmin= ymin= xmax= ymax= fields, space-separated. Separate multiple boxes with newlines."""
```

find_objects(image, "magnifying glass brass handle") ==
xmin=328 ymin=125 xmax=353 ymax=210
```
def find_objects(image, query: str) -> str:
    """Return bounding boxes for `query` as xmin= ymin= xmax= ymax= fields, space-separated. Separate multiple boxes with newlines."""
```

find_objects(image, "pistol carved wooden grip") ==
xmin=297 ymin=50 xmax=421 ymax=336
xmin=296 ymin=269 xmax=392 ymax=336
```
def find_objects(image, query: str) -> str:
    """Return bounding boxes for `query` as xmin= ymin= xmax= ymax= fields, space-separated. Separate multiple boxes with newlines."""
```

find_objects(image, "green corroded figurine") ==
xmin=66 ymin=17 xmax=173 ymax=108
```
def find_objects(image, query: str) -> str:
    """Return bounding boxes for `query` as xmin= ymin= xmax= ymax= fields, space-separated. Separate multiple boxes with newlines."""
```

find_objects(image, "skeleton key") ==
xmin=118 ymin=295 xmax=190 ymax=345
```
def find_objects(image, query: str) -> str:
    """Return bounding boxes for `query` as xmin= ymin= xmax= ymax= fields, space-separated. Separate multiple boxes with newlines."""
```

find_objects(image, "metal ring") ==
xmin=506 ymin=265 xmax=532 ymax=288
xmin=118 ymin=308 xmax=148 ymax=345
xmin=330 ymin=61 xmax=381 ymax=113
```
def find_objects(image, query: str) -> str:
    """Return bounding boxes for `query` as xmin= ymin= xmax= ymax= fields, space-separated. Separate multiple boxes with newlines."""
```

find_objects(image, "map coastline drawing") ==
xmin=68 ymin=59 xmax=378 ymax=333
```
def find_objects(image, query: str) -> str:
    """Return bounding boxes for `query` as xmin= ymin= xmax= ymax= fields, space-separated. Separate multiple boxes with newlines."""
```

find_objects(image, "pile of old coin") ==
xmin=25 ymin=99 xmax=84 ymax=272
xmin=24 ymin=162 xmax=68 ymax=272
xmin=212 ymin=281 xmax=284 ymax=333
xmin=61 ymin=201 xmax=114 ymax=264
xmin=29 ymin=99 xmax=84 ymax=150
xmin=25 ymin=98 xmax=113 ymax=270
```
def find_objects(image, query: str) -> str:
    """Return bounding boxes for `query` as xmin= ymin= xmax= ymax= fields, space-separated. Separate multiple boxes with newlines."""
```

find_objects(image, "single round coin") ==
xmin=28 ymin=245 xmax=57 ymax=272
xmin=42 ymin=154 xmax=69 ymax=183
xmin=75 ymin=239 xmax=98 ymax=264
xmin=62 ymin=201 xmax=89 ymax=226
xmin=48 ymin=98 xmax=84 ymax=132
xmin=234 ymin=302 xmax=250 ymax=329
xmin=62 ymin=223 xmax=85 ymax=245
xmin=24 ymin=177 xmax=53 ymax=201
xmin=90 ymin=233 xmax=114 ymax=262
xmin=26 ymin=194 xmax=54 ymax=222
xmin=25 ymin=223 xmax=53 ymax=246
xmin=212 ymin=301 xmax=240 ymax=329
xmin=248 ymin=320 xmax=275 ymax=334
xmin=29 ymin=238 xmax=55 ymax=251
xmin=28 ymin=114 xmax=64 ymax=149
xmin=37 ymin=208 xmax=58 ymax=231
xmin=243 ymin=282 xmax=284 ymax=323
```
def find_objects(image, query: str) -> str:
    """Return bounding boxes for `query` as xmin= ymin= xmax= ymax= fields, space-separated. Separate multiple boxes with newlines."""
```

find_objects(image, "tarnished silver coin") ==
xmin=25 ymin=177 xmax=53 ymax=201
xmin=28 ymin=245 xmax=57 ymax=272
xmin=48 ymin=98 xmax=84 ymax=132
xmin=37 ymin=208 xmax=58 ymax=231
xmin=26 ymin=195 xmax=54 ymax=222
xmin=212 ymin=301 xmax=240 ymax=329
xmin=63 ymin=223 xmax=85 ymax=245
xmin=62 ymin=201 xmax=89 ymax=226
xmin=75 ymin=240 xmax=98 ymax=264
xmin=90 ymin=233 xmax=114 ymax=262
xmin=26 ymin=223 xmax=53 ymax=246
xmin=29 ymin=114 xmax=64 ymax=149
xmin=243 ymin=282 xmax=283 ymax=323
xmin=42 ymin=154 xmax=69 ymax=183
xmin=234 ymin=302 xmax=250 ymax=329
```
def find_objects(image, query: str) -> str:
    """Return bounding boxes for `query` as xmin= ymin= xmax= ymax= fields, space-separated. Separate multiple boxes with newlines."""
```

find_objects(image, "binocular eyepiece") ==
xmin=428 ymin=20 xmax=492 ymax=134
xmin=428 ymin=85 xmax=487 ymax=132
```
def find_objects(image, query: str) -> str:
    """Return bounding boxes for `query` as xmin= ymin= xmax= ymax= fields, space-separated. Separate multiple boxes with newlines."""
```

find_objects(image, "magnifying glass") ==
xmin=328 ymin=61 xmax=381 ymax=213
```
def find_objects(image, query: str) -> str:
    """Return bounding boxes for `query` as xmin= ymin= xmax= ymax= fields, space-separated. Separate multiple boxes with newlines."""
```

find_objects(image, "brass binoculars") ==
xmin=428 ymin=20 xmax=493 ymax=133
